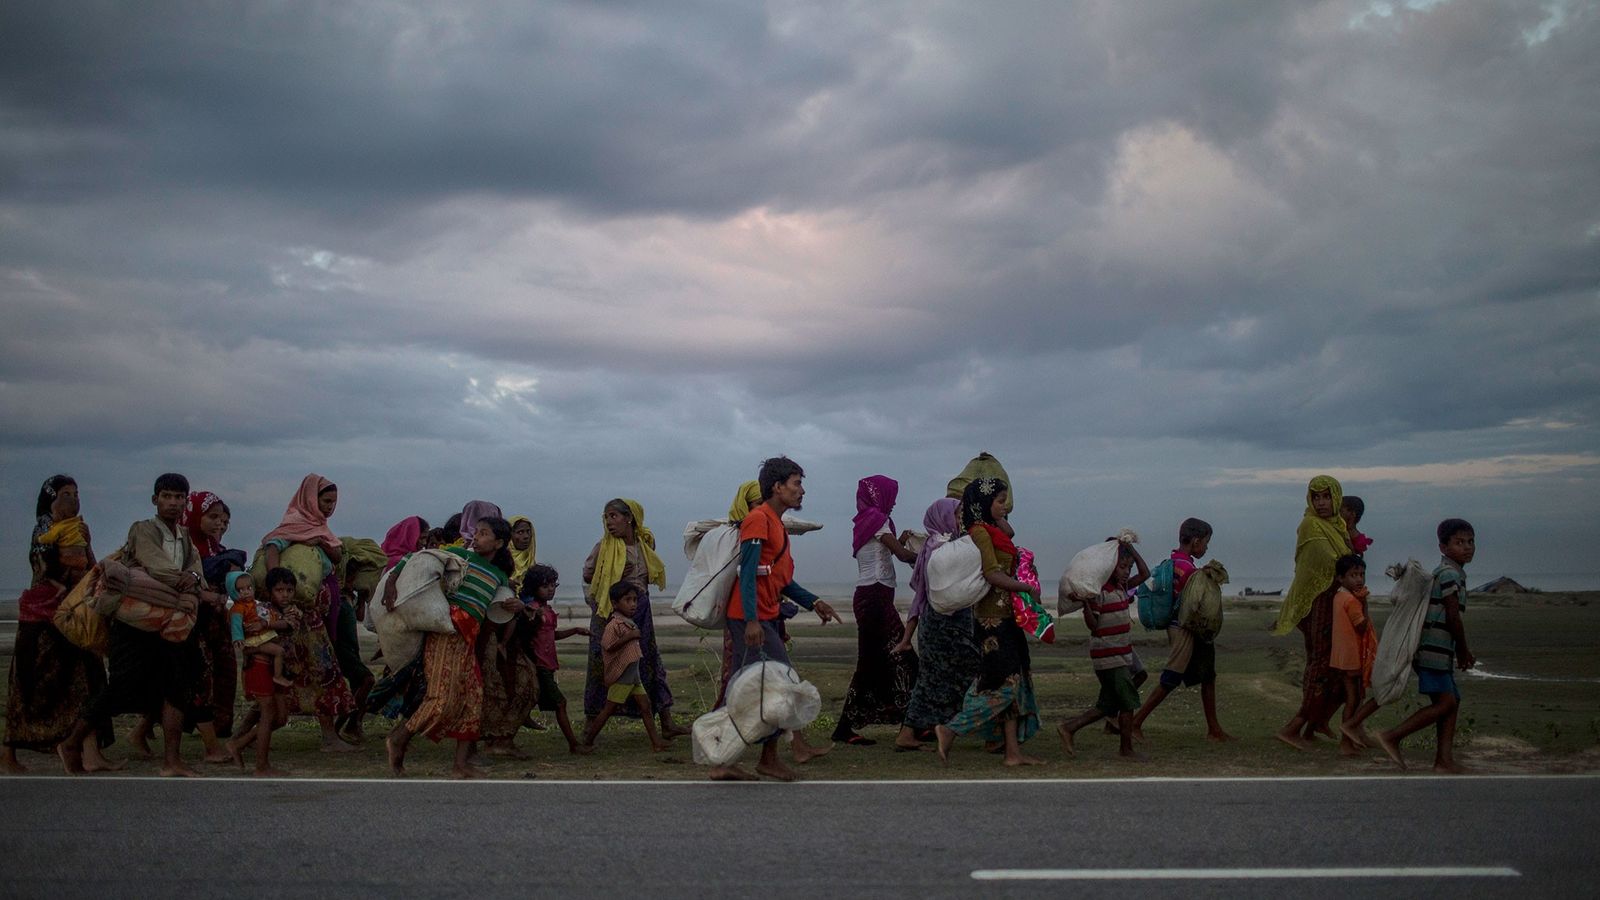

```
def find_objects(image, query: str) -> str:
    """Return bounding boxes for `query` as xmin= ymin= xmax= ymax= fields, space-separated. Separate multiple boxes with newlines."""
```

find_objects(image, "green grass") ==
xmin=4 ymin=593 xmax=1598 ymax=779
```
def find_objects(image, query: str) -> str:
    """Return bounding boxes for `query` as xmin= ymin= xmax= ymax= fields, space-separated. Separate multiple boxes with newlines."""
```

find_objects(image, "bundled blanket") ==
xmin=99 ymin=558 xmax=198 ymax=642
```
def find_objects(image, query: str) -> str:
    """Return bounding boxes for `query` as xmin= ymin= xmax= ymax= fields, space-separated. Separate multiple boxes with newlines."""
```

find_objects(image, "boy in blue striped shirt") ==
xmin=1377 ymin=519 xmax=1476 ymax=773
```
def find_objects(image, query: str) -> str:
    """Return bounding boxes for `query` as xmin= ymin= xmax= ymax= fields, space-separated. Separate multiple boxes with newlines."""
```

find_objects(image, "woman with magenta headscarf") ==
xmin=893 ymin=497 xmax=975 ymax=751
xmin=832 ymin=476 xmax=920 ymax=746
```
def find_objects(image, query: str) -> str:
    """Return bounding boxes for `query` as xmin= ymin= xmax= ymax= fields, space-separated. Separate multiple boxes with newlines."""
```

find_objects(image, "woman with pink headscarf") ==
xmin=832 ymin=475 xmax=920 ymax=746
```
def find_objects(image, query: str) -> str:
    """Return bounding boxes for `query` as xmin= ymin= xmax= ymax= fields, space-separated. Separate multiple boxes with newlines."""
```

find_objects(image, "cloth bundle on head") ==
xmin=947 ymin=452 xmax=1013 ymax=513
xmin=381 ymin=516 xmax=426 ymax=566
xmin=728 ymin=480 xmax=763 ymax=521
xmin=588 ymin=498 xmax=666 ymax=618
xmin=508 ymin=515 xmax=537 ymax=586
xmin=182 ymin=491 xmax=225 ymax=557
xmin=203 ymin=549 xmax=248 ymax=590
xmin=908 ymin=498 xmax=960 ymax=620
xmin=262 ymin=474 xmax=340 ymax=553
xmin=1271 ymin=475 xmax=1353 ymax=635
xmin=457 ymin=500 xmax=503 ymax=542
xmin=851 ymin=475 xmax=899 ymax=556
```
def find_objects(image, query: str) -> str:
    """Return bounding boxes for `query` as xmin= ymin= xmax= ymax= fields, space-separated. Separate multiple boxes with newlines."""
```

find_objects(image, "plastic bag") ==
xmin=693 ymin=660 xmax=821 ymax=766
xmin=927 ymin=535 xmax=987 ymax=613
xmin=1061 ymin=529 xmax=1139 ymax=599
xmin=1371 ymin=560 xmax=1430 ymax=706
xmin=1178 ymin=560 xmax=1229 ymax=640
xmin=673 ymin=523 xmax=740 ymax=629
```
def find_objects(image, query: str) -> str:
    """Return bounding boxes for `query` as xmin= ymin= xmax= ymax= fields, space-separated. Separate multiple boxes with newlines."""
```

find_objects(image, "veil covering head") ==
xmin=508 ymin=515 xmax=537 ymax=586
xmin=851 ymin=475 xmax=899 ymax=556
xmin=588 ymin=498 xmax=666 ymax=618
xmin=728 ymin=480 xmax=763 ymax=521
xmin=262 ymin=474 xmax=339 ymax=552
xmin=1271 ymin=474 xmax=1354 ymax=635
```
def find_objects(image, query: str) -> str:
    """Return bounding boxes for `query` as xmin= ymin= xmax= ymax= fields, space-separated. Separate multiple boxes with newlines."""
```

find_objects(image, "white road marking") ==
xmin=2 ymin=773 xmax=1595 ymax=785
xmin=970 ymin=866 xmax=1522 ymax=881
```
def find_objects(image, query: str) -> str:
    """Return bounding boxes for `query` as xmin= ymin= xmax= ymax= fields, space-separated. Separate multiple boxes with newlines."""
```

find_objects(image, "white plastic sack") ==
xmin=368 ymin=549 xmax=466 ymax=667
xmin=673 ymin=523 xmax=741 ymax=629
xmin=682 ymin=514 xmax=824 ymax=559
xmin=1061 ymin=528 xmax=1139 ymax=600
xmin=693 ymin=660 xmax=821 ymax=766
xmin=927 ymin=535 xmax=987 ymax=614
xmin=1371 ymin=560 xmax=1431 ymax=706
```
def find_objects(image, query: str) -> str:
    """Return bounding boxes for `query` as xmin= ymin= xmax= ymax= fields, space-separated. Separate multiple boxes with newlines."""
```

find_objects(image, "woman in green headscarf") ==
xmin=507 ymin=516 xmax=536 ymax=592
xmin=1273 ymin=475 xmax=1353 ymax=750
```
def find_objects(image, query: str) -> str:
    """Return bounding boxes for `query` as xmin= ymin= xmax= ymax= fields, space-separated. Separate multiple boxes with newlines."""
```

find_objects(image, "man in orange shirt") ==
xmin=711 ymin=456 xmax=840 ymax=782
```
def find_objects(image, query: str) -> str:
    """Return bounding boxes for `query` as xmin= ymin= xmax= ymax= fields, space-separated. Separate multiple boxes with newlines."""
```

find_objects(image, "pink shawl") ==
xmin=382 ymin=516 xmax=425 ymax=565
xmin=261 ymin=473 xmax=339 ymax=552
xmin=851 ymin=475 xmax=899 ymax=556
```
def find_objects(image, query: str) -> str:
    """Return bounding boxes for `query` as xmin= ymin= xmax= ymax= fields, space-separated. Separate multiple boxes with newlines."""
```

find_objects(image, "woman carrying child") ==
xmin=582 ymin=498 xmax=690 ymax=739
xmin=935 ymin=477 xmax=1044 ymax=767
xmin=381 ymin=515 xmax=520 ymax=778
xmin=1272 ymin=474 xmax=1353 ymax=750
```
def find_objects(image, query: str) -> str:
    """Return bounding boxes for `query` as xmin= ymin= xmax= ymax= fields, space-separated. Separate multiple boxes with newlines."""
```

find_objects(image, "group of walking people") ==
xmin=5 ymin=452 xmax=1478 ymax=779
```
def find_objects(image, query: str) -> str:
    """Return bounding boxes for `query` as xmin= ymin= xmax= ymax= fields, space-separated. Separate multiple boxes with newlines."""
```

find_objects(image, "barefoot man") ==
xmin=709 ymin=457 xmax=841 ymax=782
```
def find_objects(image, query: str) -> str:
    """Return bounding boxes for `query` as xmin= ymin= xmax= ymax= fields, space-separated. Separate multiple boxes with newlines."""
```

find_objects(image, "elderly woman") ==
xmin=1273 ymin=475 xmax=1354 ymax=750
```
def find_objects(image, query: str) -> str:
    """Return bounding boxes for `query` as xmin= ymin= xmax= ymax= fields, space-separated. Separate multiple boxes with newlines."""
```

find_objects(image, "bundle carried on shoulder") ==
xmin=691 ymin=660 xmax=821 ymax=767
xmin=1060 ymin=529 xmax=1139 ymax=601
xmin=339 ymin=537 xmax=389 ymax=596
xmin=99 ymin=558 xmax=198 ymax=642
xmin=926 ymin=534 xmax=986 ymax=614
xmin=248 ymin=543 xmax=329 ymax=611
xmin=675 ymin=514 xmax=825 ymax=629
xmin=52 ymin=565 xmax=110 ymax=655
xmin=1177 ymin=560 xmax=1229 ymax=640
xmin=1371 ymin=560 xmax=1431 ymax=706
xmin=368 ymin=549 xmax=467 ymax=667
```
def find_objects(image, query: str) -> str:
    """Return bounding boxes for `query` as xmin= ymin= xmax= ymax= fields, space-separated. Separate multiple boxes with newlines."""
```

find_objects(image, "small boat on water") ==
xmin=1241 ymin=587 xmax=1282 ymax=597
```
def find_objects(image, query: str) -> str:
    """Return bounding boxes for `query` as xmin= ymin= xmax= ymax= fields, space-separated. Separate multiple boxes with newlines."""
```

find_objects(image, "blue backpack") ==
xmin=1135 ymin=559 xmax=1178 ymax=630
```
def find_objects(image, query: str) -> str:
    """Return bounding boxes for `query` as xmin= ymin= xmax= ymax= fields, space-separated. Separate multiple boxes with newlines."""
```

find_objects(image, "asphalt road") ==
xmin=2 ymin=775 xmax=1593 ymax=899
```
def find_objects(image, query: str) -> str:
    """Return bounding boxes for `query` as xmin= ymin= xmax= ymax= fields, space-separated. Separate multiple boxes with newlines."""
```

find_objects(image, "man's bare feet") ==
xmin=1274 ymin=731 xmax=1312 ymax=752
xmin=320 ymin=738 xmax=359 ymax=753
xmin=1003 ymin=752 xmax=1046 ymax=767
xmin=935 ymin=725 xmax=955 ymax=764
xmin=708 ymin=765 xmax=758 ymax=781
xmin=1206 ymin=729 xmax=1235 ymax=743
xmin=56 ymin=743 xmax=85 ymax=775
xmin=791 ymin=739 xmax=833 ymax=764
xmin=159 ymin=762 xmax=202 ymax=778
xmin=385 ymin=732 xmax=406 ymax=777
xmin=756 ymin=760 xmax=798 ymax=782
xmin=1376 ymin=732 xmax=1406 ymax=769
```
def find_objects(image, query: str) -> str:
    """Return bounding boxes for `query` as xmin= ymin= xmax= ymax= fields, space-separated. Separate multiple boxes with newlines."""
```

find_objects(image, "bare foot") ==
xmin=1206 ymin=729 xmax=1235 ymax=743
xmin=983 ymin=741 xmax=1003 ymax=754
xmin=204 ymin=750 xmax=235 ymax=765
xmin=791 ymin=740 xmax=833 ymax=764
xmin=662 ymin=723 xmax=692 ymax=739
xmin=1056 ymin=722 xmax=1076 ymax=758
xmin=1340 ymin=743 xmax=1364 ymax=757
xmin=1131 ymin=724 xmax=1147 ymax=744
xmin=159 ymin=762 xmax=202 ymax=778
xmin=935 ymin=725 xmax=955 ymax=765
xmin=320 ymin=738 xmax=359 ymax=754
xmin=56 ymin=743 xmax=85 ymax=775
xmin=568 ymin=743 xmax=594 ymax=756
xmin=1338 ymin=722 xmax=1366 ymax=748
xmin=253 ymin=766 xmax=291 ymax=778
xmin=1433 ymin=761 xmax=1468 ymax=775
xmin=385 ymin=733 xmax=406 ymax=777
xmin=4 ymin=756 xmax=29 ymax=774
xmin=1313 ymin=725 xmax=1337 ymax=739
xmin=1376 ymin=732 xmax=1406 ymax=769
xmin=1119 ymin=750 xmax=1150 ymax=762
xmin=128 ymin=735 xmax=155 ymax=760
xmin=651 ymin=742 xmax=672 ymax=752
xmin=892 ymin=739 xmax=929 ymax=752
xmin=451 ymin=765 xmax=486 ymax=779
xmin=221 ymin=742 xmax=244 ymax=770
xmin=1003 ymin=753 xmax=1046 ymax=767
xmin=756 ymin=760 xmax=798 ymax=782
xmin=708 ymin=765 xmax=758 ymax=781
xmin=82 ymin=751 xmax=126 ymax=773
xmin=1274 ymin=731 xmax=1313 ymax=752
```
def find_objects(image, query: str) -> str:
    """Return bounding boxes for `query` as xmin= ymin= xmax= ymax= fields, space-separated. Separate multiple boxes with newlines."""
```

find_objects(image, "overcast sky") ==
xmin=3 ymin=1 xmax=1597 ymax=593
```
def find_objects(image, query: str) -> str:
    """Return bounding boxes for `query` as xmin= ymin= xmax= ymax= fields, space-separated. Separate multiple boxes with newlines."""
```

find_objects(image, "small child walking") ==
xmin=224 ymin=569 xmax=295 ymax=776
xmin=582 ymin=584 xmax=670 ymax=751
xmin=1131 ymin=518 xmax=1232 ymax=742
xmin=1058 ymin=540 xmax=1149 ymax=760
xmin=1377 ymin=519 xmax=1477 ymax=773
xmin=1328 ymin=554 xmax=1377 ymax=755
xmin=521 ymin=565 xmax=592 ymax=755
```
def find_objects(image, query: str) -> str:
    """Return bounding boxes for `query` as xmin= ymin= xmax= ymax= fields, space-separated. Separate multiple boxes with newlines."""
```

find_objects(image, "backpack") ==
xmin=1135 ymin=558 xmax=1177 ymax=630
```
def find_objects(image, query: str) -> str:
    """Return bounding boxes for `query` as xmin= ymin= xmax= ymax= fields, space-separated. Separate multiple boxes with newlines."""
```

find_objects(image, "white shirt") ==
xmin=855 ymin=523 xmax=896 ymax=588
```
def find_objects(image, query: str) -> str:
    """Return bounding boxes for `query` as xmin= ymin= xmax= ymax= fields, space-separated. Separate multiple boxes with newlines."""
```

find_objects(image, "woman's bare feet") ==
xmin=709 ymin=765 xmax=758 ymax=781
xmin=55 ymin=743 xmax=84 ymax=774
xmin=756 ymin=759 xmax=798 ymax=782
xmin=81 ymin=749 xmax=126 ymax=773
xmin=1057 ymin=722 xmax=1076 ymax=758
xmin=385 ymin=732 xmax=406 ymax=777
xmin=651 ymin=741 xmax=673 ymax=752
xmin=1274 ymin=730 xmax=1313 ymax=751
xmin=159 ymin=761 xmax=202 ymax=778
xmin=935 ymin=725 xmax=955 ymax=764
xmin=320 ymin=737 xmax=359 ymax=753
xmin=790 ymin=737 xmax=833 ymax=764
xmin=1206 ymin=729 xmax=1235 ymax=743
xmin=568 ymin=743 xmax=594 ymax=756
xmin=451 ymin=765 xmax=487 ymax=779
xmin=1003 ymin=752 xmax=1045 ymax=767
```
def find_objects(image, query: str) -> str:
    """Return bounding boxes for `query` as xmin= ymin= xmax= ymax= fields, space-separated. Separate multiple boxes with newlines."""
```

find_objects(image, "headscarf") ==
xmin=728 ymin=480 xmax=763 ymax=521
xmin=224 ymin=571 xmax=249 ymax=601
xmin=852 ymin=475 xmax=900 ymax=556
xmin=908 ymin=498 xmax=961 ymax=620
xmin=1271 ymin=475 xmax=1354 ymax=635
xmin=587 ymin=498 xmax=666 ymax=617
xmin=182 ymin=490 xmax=227 ymax=558
xmin=960 ymin=476 xmax=1016 ymax=558
xmin=381 ymin=516 xmax=426 ymax=566
xmin=261 ymin=473 xmax=340 ymax=552
xmin=458 ymin=500 xmax=503 ymax=542
xmin=947 ymin=452 xmax=1013 ymax=513
xmin=508 ymin=515 xmax=537 ymax=586
xmin=204 ymin=549 xmax=248 ymax=590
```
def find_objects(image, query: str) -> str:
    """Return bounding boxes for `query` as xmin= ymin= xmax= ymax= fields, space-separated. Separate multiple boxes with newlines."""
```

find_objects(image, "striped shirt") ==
xmin=396 ymin=547 xmax=507 ymax=623
xmin=1087 ymin=587 xmax=1135 ymax=670
xmin=1415 ymin=557 xmax=1466 ymax=672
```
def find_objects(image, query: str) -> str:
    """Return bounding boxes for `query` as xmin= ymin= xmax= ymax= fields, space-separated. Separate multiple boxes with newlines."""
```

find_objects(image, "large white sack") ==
xmin=927 ymin=535 xmax=987 ymax=614
xmin=726 ymin=661 xmax=821 ymax=742
xmin=673 ymin=523 xmax=740 ymax=629
xmin=691 ymin=709 xmax=745 ymax=767
xmin=1061 ymin=529 xmax=1139 ymax=600
xmin=1372 ymin=560 xmax=1431 ymax=706
xmin=369 ymin=550 xmax=465 ymax=666
xmin=682 ymin=514 xmax=824 ymax=559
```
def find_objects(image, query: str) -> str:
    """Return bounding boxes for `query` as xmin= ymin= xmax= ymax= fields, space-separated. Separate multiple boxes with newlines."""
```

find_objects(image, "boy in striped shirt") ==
xmin=1058 ymin=540 xmax=1150 ymax=760
xmin=1377 ymin=519 xmax=1476 ymax=773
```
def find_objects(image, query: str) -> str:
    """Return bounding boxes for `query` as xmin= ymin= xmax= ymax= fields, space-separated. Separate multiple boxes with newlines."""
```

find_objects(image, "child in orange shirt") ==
xmin=1329 ymin=554 xmax=1377 ymax=756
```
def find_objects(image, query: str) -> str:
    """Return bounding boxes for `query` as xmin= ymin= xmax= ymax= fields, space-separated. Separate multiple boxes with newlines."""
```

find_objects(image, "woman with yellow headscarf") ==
xmin=581 ymin=499 xmax=688 ymax=738
xmin=507 ymin=516 xmax=537 ymax=591
xmin=1273 ymin=475 xmax=1354 ymax=750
